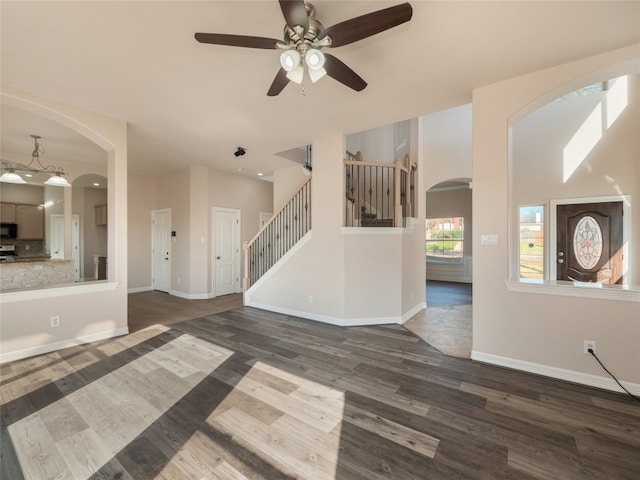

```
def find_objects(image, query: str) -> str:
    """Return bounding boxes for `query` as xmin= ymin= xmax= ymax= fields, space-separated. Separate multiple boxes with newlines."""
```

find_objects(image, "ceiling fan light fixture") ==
xmin=279 ymin=50 xmax=301 ymax=72
xmin=0 ymin=171 xmax=27 ymax=184
xmin=286 ymin=65 xmax=304 ymax=84
xmin=305 ymin=48 xmax=325 ymax=70
xmin=308 ymin=67 xmax=327 ymax=83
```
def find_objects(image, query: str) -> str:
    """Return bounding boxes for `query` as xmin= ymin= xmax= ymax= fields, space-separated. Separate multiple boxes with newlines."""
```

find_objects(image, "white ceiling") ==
xmin=1 ymin=1 xmax=638 ymax=180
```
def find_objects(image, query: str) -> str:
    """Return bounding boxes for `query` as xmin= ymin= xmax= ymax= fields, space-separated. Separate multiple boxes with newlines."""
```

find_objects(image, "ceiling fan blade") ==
xmin=324 ymin=54 xmax=367 ymax=92
xmin=279 ymin=0 xmax=309 ymax=34
xmin=318 ymin=2 xmax=413 ymax=48
xmin=267 ymin=68 xmax=290 ymax=96
xmin=195 ymin=33 xmax=280 ymax=49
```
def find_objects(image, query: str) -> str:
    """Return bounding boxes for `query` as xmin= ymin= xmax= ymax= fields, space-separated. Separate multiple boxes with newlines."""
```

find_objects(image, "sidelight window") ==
xmin=519 ymin=205 xmax=544 ymax=279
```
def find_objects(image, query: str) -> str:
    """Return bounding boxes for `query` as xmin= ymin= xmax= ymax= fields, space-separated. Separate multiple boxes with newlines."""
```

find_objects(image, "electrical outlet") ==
xmin=50 ymin=316 xmax=61 ymax=328
xmin=308 ymin=294 xmax=313 ymax=304
xmin=584 ymin=340 xmax=596 ymax=354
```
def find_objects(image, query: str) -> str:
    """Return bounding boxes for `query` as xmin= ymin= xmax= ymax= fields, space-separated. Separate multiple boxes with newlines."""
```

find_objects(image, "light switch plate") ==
xmin=481 ymin=234 xmax=499 ymax=246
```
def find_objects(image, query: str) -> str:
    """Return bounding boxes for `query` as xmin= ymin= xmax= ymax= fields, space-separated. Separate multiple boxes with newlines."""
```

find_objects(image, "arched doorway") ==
xmin=405 ymin=178 xmax=473 ymax=358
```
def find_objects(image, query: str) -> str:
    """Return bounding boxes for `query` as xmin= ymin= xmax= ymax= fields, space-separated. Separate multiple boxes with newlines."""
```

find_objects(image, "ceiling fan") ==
xmin=195 ymin=0 xmax=413 ymax=96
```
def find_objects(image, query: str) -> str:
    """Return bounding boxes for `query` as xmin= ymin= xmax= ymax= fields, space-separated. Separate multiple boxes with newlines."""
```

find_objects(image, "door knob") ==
xmin=216 ymin=256 xmax=221 ymax=260
xmin=558 ymin=258 xmax=564 ymax=264
xmin=558 ymin=251 xmax=564 ymax=257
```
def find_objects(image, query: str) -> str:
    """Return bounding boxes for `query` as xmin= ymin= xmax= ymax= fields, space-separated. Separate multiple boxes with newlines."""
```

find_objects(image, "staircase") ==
xmin=345 ymin=150 xmax=416 ymax=227
xmin=243 ymin=176 xmax=311 ymax=290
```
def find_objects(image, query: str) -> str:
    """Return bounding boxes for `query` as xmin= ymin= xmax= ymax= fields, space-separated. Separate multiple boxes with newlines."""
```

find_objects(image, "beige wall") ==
xmin=208 ymin=169 xmax=274 ymax=249
xmin=153 ymin=167 xmax=191 ymax=293
xmin=0 ymin=86 xmax=128 ymax=363
xmin=273 ymin=165 xmax=309 ymax=211
xmin=137 ymin=166 xmax=272 ymax=298
xmin=247 ymin=132 xmax=426 ymax=325
xmin=0 ymin=183 xmax=44 ymax=204
xmin=472 ymin=44 xmax=640 ymax=390
xmin=128 ymin=173 xmax=153 ymax=290
xmin=422 ymin=103 xmax=473 ymax=190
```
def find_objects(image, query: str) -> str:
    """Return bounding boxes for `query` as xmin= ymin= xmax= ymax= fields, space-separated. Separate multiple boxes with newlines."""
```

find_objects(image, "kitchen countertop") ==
xmin=1 ymin=258 xmax=75 ymax=290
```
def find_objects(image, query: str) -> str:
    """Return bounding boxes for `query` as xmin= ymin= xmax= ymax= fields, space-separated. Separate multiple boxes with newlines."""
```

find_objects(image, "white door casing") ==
xmin=72 ymin=215 xmax=80 ymax=281
xmin=152 ymin=209 xmax=171 ymax=292
xmin=213 ymin=207 xmax=241 ymax=296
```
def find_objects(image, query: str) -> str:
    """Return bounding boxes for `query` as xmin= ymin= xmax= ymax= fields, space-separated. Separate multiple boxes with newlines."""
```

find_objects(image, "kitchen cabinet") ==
xmin=0 ymin=203 xmax=16 ymax=223
xmin=95 ymin=204 xmax=107 ymax=226
xmin=16 ymin=204 xmax=45 ymax=239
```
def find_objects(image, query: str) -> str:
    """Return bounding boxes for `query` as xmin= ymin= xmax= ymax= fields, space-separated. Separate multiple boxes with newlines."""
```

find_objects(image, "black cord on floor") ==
xmin=588 ymin=349 xmax=640 ymax=402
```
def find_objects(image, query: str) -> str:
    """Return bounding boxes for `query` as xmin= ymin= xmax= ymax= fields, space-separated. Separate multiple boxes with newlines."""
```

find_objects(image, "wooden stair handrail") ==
xmin=245 ymin=175 xmax=311 ymax=247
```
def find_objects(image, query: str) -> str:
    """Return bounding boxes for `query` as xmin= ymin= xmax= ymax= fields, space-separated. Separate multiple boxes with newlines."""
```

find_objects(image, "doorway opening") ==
xmin=406 ymin=179 xmax=473 ymax=358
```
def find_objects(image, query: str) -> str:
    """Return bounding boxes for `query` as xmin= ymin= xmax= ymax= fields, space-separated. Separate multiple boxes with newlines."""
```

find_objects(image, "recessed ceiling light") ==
xmin=237 ymin=167 xmax=244 ymax=172
xmin=93 ymin=182 xmax=100 ymax=186
xmin=24 ymin=173 xmax=33 ymax=177
xmin=257 ymin=172 xmax=264 ymax=176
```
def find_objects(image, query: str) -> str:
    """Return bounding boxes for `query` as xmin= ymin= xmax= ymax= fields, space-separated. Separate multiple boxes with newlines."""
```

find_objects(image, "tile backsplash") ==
xmin=0 ymin=239 xmax=45 ymax=256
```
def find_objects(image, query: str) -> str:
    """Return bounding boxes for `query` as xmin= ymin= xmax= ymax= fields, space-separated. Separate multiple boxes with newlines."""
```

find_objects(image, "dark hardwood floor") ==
xmin=426 ymin=280 xmax=472 ymax=306
xmin=1 ymin=297 xmax=638 ymax=479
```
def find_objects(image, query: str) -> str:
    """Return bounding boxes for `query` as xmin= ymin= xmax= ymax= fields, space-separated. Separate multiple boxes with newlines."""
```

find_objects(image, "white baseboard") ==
xmin=472 ymin=350 xmax=640 ymax=396
xmin=244 ymin=300 xmax=424 ymax=327
xmin=0 ymin=327 xmax=130 ymax=364
xmin=128 ymin=285 xmax=152 ymax=294
xmin=169 ymin=289 xmax=214 ymax=300
xmin=401 ymin=302 xmax=426 ymax=324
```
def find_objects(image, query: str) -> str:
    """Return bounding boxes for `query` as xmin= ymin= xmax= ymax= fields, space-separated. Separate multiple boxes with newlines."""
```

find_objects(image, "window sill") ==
xmin=505 ymin=279 xmax=640 ymax=303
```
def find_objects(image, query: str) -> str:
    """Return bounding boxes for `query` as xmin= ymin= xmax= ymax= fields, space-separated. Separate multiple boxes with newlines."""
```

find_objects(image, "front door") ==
xmin=213 ymin=207 xmax=240 ymax=296
xmin=152 ymin=209 xmax=171 ymax=292
xmin=556 ymin=201 xmax=623 ymax=284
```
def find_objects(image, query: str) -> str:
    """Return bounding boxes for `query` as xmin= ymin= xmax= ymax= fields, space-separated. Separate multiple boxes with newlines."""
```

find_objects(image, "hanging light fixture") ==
xmin=0 ymin=135 xmax=71 ymax=187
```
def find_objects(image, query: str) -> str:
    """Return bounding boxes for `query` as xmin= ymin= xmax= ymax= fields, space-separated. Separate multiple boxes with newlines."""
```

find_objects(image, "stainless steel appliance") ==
xmin=0 ymin=244 xmax=16 ymax=262
xmin=0 ymin=223 xmax=18 ymax=239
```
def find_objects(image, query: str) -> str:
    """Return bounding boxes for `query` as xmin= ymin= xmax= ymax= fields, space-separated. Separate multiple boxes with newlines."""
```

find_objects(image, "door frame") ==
xmin=151 ymin=208 xmax=172 ymax=293
xmin=550 ymin=195 xmax=631 ymax=285
xmin=212 ymin=206 xmax=241 ymax=296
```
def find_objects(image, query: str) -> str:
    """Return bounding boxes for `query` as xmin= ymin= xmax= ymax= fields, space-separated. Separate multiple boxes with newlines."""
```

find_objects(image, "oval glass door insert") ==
xmin=573 ymin=216 xmax=603 ymax=269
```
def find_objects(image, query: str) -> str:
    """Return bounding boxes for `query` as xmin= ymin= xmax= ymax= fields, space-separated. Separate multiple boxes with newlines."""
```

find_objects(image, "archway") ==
xmin=405 ymin=177 xmax=473 ymax=358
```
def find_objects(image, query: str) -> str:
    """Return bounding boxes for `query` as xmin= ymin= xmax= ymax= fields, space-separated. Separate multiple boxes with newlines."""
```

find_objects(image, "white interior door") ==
xmin=152 ymin=209 xmax=171 ymax=292
xmin=72 ymin=215 xmax=80 ymax=281
xmin=213 ymin=207 xmax=240 ymax=296
xmin=50 ymin=215 xmax=65 ymax=259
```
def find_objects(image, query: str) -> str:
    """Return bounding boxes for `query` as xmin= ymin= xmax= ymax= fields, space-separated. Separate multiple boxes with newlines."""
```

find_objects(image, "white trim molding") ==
xmin=0 ymin=281 xmax=119 ymax=304
xmin=243 ymin=301 xmax=426 ymax=328
xmin=506 ymin=279 xmax=640 ymax=302
xmin=169 ymin=289 xmax=213 ymax=300
xmin=128 ymin=285 xmax=153 ymax=294
xmin=472 ymin=350 xmax=640 ymax=396
xmin=0 ymin=326 xmax=129 ymax=364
